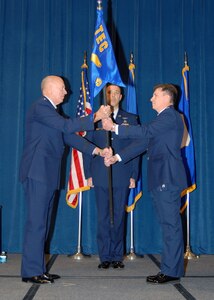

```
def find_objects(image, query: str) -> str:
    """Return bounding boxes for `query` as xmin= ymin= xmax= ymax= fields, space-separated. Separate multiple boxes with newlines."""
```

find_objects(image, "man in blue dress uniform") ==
xmin=103 ymin=84 xmax=187 ymax=283
xmin=19 ymin=75 xmax=111 ymax=284
xmin=83 ymin=84 xmax=141 ymax=269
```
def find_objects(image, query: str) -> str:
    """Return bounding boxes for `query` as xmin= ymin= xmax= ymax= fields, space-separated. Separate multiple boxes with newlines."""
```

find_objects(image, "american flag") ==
xmin=66 ymin=61 xmax=92 ymax=208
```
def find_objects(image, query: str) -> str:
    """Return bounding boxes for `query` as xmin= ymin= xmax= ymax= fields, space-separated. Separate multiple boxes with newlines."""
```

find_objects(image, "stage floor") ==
xmin=0 ymin=253 xmax=213 ymax=300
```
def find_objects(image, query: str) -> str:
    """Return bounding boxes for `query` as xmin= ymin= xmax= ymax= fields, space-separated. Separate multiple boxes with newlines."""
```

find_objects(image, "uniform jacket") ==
xmin=19 ymin=97 xmax=95 ymax=189
xmin=83 ymin=109 xmax=141 ymax=188
xmin=118 ymin=106 xmax=187 ymax=191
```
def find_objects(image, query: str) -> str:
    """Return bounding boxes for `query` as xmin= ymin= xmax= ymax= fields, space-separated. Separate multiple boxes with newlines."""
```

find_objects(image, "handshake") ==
xmin=93 ymin=147 xmax=119 ymax=166
xmin=92 ymin=106 xmax=120 ymax=165
xmin=93 ymin=112 xmax=119 ymax=166
xmin=90 ymin=148 xmax=135 ymax=189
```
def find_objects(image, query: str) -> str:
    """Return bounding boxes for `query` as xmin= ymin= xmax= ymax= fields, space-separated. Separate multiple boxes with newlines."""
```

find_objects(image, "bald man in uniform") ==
xmin=20 ymin=75 xmax=111 ymax=284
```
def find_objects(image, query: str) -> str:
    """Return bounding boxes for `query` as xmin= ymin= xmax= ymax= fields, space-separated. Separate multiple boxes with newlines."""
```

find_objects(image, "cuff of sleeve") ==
xmin=115 ymin=154 xmax=122 ymax=162
xmin=115 ymin=124 xmax=119 ymax=135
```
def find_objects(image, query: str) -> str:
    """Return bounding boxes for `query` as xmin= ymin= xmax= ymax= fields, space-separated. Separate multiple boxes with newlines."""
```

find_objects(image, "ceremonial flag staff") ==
xmin=125 ymin=53 xmax=143 ymax=260
xmin=90 ymin=0 xmax=125 ymax=225
xmin=179 ymin=52 xmax=199 ymax=260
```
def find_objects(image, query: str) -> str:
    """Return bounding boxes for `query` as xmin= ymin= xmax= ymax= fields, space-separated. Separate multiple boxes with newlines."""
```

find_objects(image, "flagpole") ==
xmin=125 ymin=52 xmax=142 ymax=260
xmin=70 ymin=193 xmax=86 ymax=260
xmin=97 ymin=0 xmax=102 ymax=10
xmin=126 ymin=53 xmax=136 ymax=260
xmin=126 ymin=210 xmax=137 ymax=260
xmin=91 ymin=0 xmax=125 ymax=225
xmin=181 ymin=52 xmax=199 ymax=260
xmin=103 ymin=87 xmax=114 ymax=226
xmin=184 ymin=192 xmax=199 ymax=259
xmin=67 ymin=52 xmax=92 ymax=260
xmin=98 ymin=0 xmax=114 ymax=226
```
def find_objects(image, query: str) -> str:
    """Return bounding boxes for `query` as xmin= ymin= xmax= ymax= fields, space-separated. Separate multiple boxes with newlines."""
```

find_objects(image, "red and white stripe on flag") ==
xmin=66 ymin=63 xmax=92 ymax=208
xmin=66 ymin=147 xmax=90 ymax=208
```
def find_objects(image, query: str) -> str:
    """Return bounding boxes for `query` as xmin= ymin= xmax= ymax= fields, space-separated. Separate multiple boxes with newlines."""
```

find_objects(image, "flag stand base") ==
xmin=68 ymin=252 xmax=89 ymax=260
xmin=184 ymin=246 xmax=199 ymax=260
xmin=126 ymin=250 xmax=137 ymax=261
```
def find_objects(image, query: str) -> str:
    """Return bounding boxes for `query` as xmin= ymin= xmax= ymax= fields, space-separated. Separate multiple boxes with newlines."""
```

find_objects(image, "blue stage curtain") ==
xmin=0 ymin=0 xmax=214 ymax=254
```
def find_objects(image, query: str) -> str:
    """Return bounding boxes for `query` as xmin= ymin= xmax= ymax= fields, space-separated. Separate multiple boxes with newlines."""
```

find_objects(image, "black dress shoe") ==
xmin=147 ymin=273 xmax=179 ymax=284
xmin=22 ymin=275 xmax=54 ymax=284
xmin=98 ymin=261 xmax=111 ymax=269
xmin=43 ymin=272 xmax=61 ymax=280
xmin=146 ymin=272 xmax=161 ymax=281
xmin=112 ymin=261 xmax=125 ymax=269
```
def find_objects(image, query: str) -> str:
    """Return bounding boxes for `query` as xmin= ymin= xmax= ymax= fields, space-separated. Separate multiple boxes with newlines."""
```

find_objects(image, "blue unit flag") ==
xmin=90 ymin=5 xmax=125 ymax=101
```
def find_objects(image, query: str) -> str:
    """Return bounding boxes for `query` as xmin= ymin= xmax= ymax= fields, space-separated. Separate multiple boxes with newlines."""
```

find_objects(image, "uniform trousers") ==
xmin=21 ymin=178 xmax=56 ymax=277
xmin=95 ymin=186 xmax=129 ymax=262
xmin=151 ymin=186 xmax=184 ymax=277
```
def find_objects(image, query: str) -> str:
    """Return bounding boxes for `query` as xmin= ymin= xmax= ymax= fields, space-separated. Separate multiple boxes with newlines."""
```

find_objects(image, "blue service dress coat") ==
xmin=19 ymin=96 xmax=95 ymax=278
xmin=83 ymin=109 xmax=141 ymax=262
xmin=20 ymin=97 xmax=95 ymax=188
xmin=117 ymin=106 xmax=187 ymax=277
